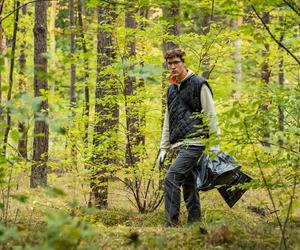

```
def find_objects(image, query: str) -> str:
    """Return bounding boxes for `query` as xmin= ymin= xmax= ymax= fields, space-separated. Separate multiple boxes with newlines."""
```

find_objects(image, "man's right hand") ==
xmin=157 ymin=149 xmax=167 ymax=167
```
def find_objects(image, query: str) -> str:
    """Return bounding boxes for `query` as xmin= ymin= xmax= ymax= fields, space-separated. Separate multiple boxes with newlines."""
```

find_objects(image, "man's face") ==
xmin=167 ymin=57 xmax=186 ymax=79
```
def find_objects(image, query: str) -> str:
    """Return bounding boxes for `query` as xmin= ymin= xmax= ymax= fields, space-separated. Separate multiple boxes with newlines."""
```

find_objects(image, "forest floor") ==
xmin=2 ymin=173 xmax=300 ymax=250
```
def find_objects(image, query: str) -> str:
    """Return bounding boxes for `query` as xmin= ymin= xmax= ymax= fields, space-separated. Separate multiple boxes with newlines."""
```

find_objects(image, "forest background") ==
xmin=0 ymin=0 xmax=299 ymax=249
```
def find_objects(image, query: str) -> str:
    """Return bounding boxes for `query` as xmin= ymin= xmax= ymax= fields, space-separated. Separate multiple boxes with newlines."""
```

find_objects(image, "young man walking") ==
xmin=158 ymin=48 xmax=220 ymax=226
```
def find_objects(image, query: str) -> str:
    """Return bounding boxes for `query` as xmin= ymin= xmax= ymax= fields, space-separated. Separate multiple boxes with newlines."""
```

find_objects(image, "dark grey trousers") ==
xmin=164 ymin=145 xmax=204 ymax=226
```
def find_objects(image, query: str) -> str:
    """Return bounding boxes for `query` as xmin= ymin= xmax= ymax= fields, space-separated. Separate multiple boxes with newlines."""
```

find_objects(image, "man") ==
xmin=158 ymin=48 xmax=220 ymax=226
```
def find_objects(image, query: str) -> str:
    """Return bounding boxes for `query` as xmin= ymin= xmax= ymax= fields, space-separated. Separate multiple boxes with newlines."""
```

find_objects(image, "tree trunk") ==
xmin=161 ymin=0 xmax=180 ymax=124
xmin=200 ymin=13 xmax=211 ymax=79
xmin=31 ymin=1 xmax=49 ymax=188
xmin=261 ymin=12 xmax=270 ymax=83
xmin=124 ymin=2 xmax=139 ymax=168
xmin=49 ymin=1 xmax=57 ymax=93
xmin=137 ymin=6 xmax=147 ymax=147
xmin=2 ymin=1 xmax=19 ymax=156
xmin=260 ymin=12 xmax=270 ymax=147
xmin=50 ymin=1 xmax=57 ymax=53
xmin=0 ymin=1 xmax=4 ymax=113
xmin=69 ymin=0 xmax=77 ymax=166
xmin=162 ymin=0 xmax=179 ymax=53
xmin=78 ymin=0 xmax=90 ymax=146
xmin=69 ymin=0 xmax=76 ymax=109
xmin=232 ymin=16 xmax=243 ymax=86
xmin=91 ymin=2 xmax=117 ymax=209
xmin=278 ymin=16 xmax=285 ymax=145
xmin=18 ymin=5 xmax=27 ymax=159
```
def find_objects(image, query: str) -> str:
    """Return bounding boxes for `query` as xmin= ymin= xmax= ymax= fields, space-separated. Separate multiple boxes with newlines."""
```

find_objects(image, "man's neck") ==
xmin=175 ymin=69 xmax=188 ymax=84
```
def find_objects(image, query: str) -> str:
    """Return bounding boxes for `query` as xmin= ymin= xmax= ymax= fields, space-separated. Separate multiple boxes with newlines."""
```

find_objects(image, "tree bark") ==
xmin=261 ymin=12 xmax=270 ymax=83
xmin=91 ymin=2 xmax=117 ymax=209
xmin=69 ymin=0 xmax=77 ymax=166
xmin=200 ymin=13 xmax=211 ymax=79
xmin=278 ymin=16 xmax=285 ymax=145
xmin=260 ymin=12 xmax=270 ymax=147
xmin=124 ymin=1 xmax=140 ymax=168
xmin=2 ymin=1 xmax=19 ymax=156
xmin=161 ymin=0 xmax=180 ymax=125
xmin=232 ymin=16 xmax=243 ymax=86
xmin=162 ymin=0 xmax=179 ymax=53
xmin=78 ymin=0 xmax=90 ymax=145
xmin=0 ymin=1 xmax=4 ymax=112
xmin=50 ymin=1 xmax=57 ymax=53
xmin=18 ymin=5 xmax=27 ymax=159
xmin=69 ymin=0 xmax=76 ymax=109
xmin=31 ymin=1 xmax=49 ymax=188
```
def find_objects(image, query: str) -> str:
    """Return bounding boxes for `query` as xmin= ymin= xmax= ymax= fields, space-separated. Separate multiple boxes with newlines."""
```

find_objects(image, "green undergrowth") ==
xmin=76 ymin=207 xmax=300 ymax=250
xmin=2 ymin=206 xmax=298 ymax=249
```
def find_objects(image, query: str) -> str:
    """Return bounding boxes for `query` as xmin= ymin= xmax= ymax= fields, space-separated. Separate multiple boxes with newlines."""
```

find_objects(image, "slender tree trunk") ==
xmin=50 ymin=1 xmax=57 ymax=53
xmin=69 ymin=0 xmax=77 ymax=166
xmin=91 ymin=2 xmax=117 ymax=209
xmin=124 ymin=0 xmax=148 ymax=212
xmin=78 ymin=0 xmax=90 ymax=146
xmin=49 ymin=1 xmax=57 ymax=93
xmin=31 ymin=1 xmax=49 ymax=188
xmin=2 ymin=1 xmax=19 ymax=156
xmin=278 ymin=16 xmax=285 ymax=146
xmin=18 ymin=5 xmax=27 ymax=159
xmin=161 ymin=0 xmax=180 ymax=124
xmin=200 ymin=13 xmax=211 ymax=79
xmin=162 ymin=0 xmax=179 ymax=53
xmin=124 ymin=1 xmax=141 ymax=167
xmin=260 ymin=12 xmax=270 ymax=146
xmin=232 ymin=16 xmax=243 ymax=86
xmin=0 ymin=1 xmax=5 ymax=110
xmin=137 ymin=7 xmax=147 ymax=146
xmin=69 ymin=0 xmax=76 ymax=109
xmin=261 ymin=12 xmax=270 ymax=83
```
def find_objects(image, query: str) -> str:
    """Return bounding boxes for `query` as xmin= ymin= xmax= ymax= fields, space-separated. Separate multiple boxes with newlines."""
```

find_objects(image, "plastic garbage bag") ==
xmin=195 ymin=151 xmax=252 ymax=207
xmin=217 ymin=171 xmax=252 ymax=208
xmin=196 ymin=151 xmax=241 ymax=191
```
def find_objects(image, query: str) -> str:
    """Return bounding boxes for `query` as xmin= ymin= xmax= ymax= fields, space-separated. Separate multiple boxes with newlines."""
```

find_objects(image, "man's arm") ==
xmin=157 ymin=106 xmax=170 ymax=166
xmin=200 ymin=84 xmax=220 ymax=150
xmin=160 ymin=106 xmax=170 ymax=151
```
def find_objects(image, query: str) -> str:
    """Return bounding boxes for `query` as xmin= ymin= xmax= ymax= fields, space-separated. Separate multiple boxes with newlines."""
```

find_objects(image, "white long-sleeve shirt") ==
xmin=160 ymin=70 xmax=220 ymax=151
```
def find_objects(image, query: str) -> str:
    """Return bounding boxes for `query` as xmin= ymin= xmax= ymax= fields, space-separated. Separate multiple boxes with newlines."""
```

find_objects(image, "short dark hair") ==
xmin=164 ymin=48 xmax=186 ymax=63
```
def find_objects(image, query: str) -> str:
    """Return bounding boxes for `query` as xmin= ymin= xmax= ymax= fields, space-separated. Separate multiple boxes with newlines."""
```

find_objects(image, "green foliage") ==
xmin=0 ymin=223 xmax=20 ymax=245
xmin=0 ymin=0 xmax=299 ymax=248
xmin=36 ymin=211 xmax=95 ymax=250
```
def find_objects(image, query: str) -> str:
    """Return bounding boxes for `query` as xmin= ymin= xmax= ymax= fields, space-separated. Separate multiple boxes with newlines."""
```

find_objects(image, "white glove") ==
xmin=157 ymin=149 xmax=167 ymax=166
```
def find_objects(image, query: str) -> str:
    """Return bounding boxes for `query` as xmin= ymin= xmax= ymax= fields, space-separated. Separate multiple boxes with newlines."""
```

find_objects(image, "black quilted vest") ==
xmin=167 ymin=74 xmax=213 ymax=144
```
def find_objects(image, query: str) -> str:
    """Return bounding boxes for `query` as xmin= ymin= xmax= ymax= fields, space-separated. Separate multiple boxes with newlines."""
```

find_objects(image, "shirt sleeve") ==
xmin=200 ymin=84 xmax=220 ymax=137
xmin=160 ymin=106 xmax=170 ymax=151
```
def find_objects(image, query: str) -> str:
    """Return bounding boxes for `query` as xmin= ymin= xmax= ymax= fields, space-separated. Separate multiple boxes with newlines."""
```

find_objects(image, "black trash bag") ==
xmin=196 ymin=151 xmax=241 ymax=191
xmin=218 ymin=171 xmax=252 ymax=208
xmin=195 ymin=151 xmax=252 ymax=208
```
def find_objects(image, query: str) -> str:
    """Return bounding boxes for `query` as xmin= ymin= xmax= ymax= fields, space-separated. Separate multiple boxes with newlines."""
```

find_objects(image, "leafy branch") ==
xmin=282 ymin=0 xmax=300 ymax=17
xmin=243 ymin=116 xmax=287 ymax=250
xmin=250 ymin=4 xmax=300 ymax=66
xmin=0 ymin=0 xmax=125 ymax=23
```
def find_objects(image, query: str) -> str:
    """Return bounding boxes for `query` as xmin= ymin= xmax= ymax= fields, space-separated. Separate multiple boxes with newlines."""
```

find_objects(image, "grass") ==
xmin=1 ymin=173 xmax=300 ymax=250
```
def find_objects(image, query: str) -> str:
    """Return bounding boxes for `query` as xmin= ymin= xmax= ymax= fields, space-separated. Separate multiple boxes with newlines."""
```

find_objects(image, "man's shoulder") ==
xmin=189 ymin=75 xmax=213 ymax=96
xmin=188 ymin=74 xmax=206 ymax=84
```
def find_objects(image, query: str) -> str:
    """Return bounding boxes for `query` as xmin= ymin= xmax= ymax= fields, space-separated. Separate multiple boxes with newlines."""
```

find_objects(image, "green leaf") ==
xmin=51 ymin=124 xmax=67 ymax=135
xmin=10 ymin=129 xmax=20 ymax=142
xmin=10 ymin=194 xmax=28 ymax=203
xmin=44 ymin=186 xmax=66 ymax=197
